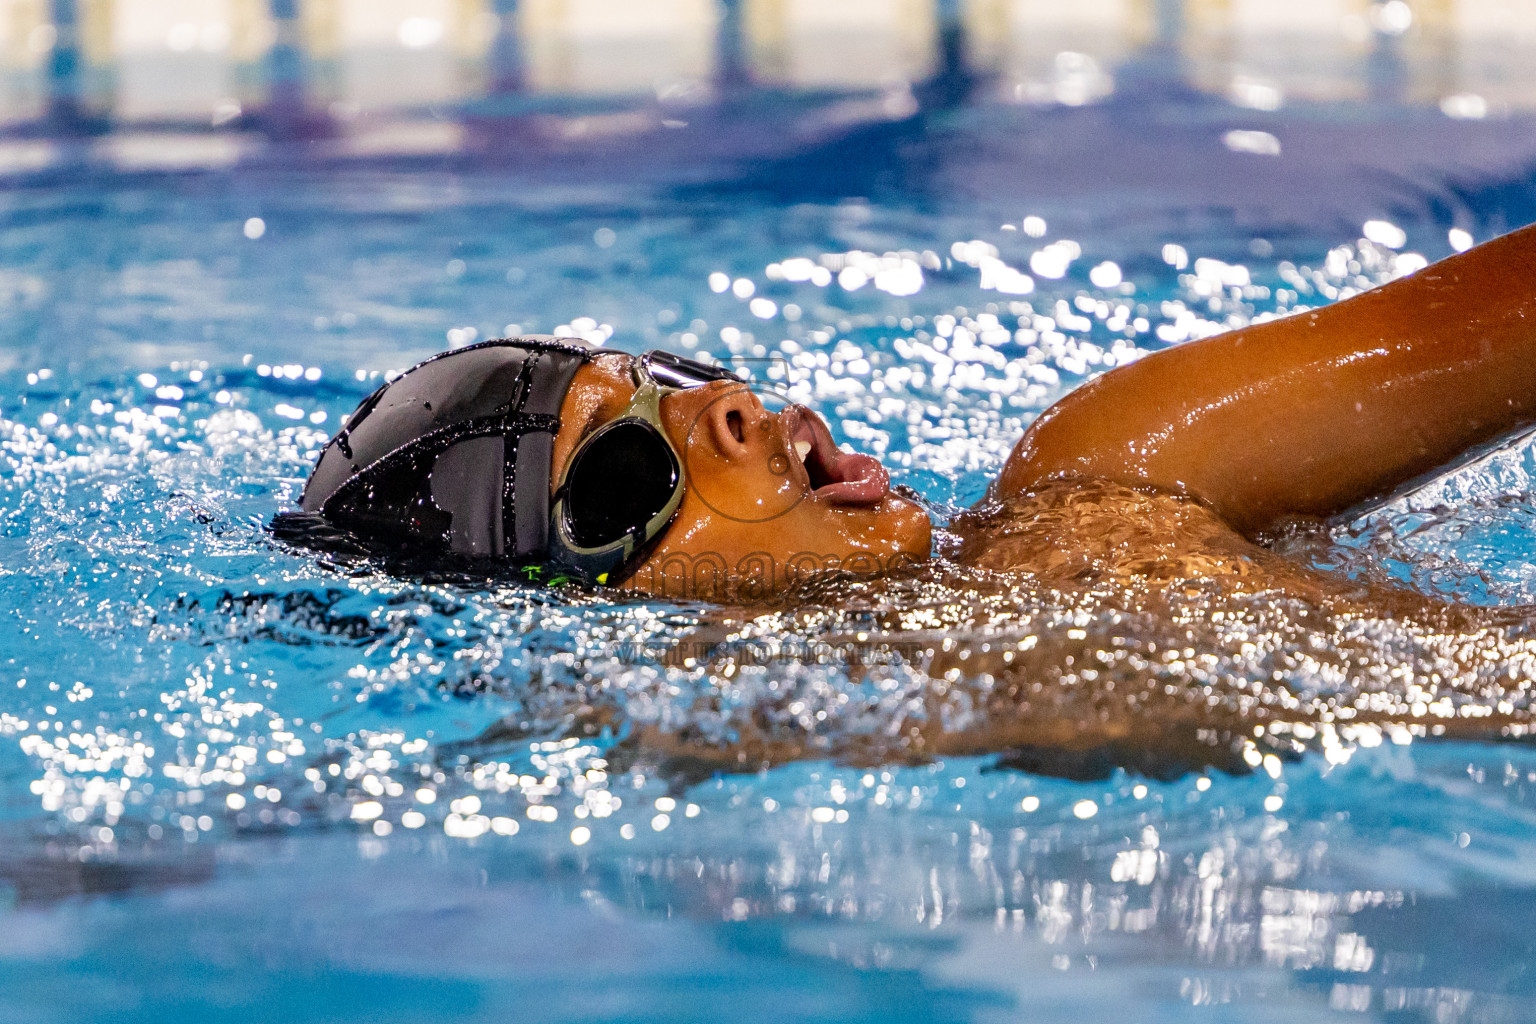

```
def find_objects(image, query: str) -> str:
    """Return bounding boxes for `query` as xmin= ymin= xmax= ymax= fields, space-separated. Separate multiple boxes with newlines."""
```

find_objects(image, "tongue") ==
xmin=789 ymin=404 xmax=890 ymax=506
xmin=816 ymin=449 xmax=888 ymax=506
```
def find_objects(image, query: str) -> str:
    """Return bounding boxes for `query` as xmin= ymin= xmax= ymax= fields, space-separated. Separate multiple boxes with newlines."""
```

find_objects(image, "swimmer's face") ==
xmin=553 ymin=353 xmax=931 ymax=598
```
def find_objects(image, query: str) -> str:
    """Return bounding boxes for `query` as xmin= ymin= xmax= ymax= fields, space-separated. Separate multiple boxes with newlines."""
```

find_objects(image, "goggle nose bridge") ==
xmin=640 ymin=350 xmax=745 ymax=391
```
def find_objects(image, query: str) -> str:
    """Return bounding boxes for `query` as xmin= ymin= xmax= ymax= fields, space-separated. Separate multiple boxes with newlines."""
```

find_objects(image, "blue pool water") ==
xmin=8 ymin=26 xmax=1536 ymax=1024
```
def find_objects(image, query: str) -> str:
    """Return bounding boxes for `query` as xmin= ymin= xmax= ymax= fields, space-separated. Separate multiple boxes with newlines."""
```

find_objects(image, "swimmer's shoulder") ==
xmin=948 ymin=477 xmax=1274 ymax=584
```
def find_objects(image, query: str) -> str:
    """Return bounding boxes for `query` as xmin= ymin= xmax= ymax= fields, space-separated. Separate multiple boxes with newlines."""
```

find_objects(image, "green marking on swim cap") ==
xmin=521 ymin=566 xmax=543 ymax=580
xmin=596 ymin=573 xmax=608 ymax=584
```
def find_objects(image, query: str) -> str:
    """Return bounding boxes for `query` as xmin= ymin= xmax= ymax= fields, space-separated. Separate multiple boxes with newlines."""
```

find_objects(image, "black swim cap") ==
xmin=299 ymin=336 xmax=595 ymax=572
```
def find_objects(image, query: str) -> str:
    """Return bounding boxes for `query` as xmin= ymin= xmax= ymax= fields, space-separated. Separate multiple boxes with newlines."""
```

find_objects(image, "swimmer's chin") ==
xmin=618 ymin=501 xmax=932 ymax=600
xmin=807 ymin=448 xmax=934 ymax=556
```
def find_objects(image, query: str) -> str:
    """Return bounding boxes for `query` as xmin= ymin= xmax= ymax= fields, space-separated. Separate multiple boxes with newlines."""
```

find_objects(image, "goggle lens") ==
xmin=562 ymin=419 xmax=679 ymax=548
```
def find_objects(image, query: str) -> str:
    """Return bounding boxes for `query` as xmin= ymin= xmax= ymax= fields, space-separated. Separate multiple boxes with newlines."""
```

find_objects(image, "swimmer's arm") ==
xmin=998 ymin=223 xmax=1536 ymax=536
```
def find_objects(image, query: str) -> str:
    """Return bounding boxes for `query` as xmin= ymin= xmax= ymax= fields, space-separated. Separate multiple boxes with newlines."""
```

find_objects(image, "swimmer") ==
xmin=291 ymin=223 xmax=1536 ymax=776
xmin=296 ymin=221 xmax=1536 ymax=606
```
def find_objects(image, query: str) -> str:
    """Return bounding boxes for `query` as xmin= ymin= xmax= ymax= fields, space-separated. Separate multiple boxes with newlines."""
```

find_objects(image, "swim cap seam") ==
xmin=320 ymin=413 xmax=560 ymax=534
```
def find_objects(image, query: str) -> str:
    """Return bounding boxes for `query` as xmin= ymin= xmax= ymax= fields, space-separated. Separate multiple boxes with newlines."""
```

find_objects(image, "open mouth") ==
xmin=784 ymin=405 xmax=889 ymax=506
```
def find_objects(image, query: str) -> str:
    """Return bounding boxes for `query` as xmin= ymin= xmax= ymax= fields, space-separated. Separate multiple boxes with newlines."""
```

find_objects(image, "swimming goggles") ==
xmin=547 ymin=349 xmax=743 ymax=584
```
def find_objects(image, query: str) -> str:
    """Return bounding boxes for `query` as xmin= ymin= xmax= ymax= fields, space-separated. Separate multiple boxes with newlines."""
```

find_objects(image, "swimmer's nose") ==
xmin=702 ymin=384 xmax=762 ymax=460
xmin=664 ymin=381 xmax=765 ymax=462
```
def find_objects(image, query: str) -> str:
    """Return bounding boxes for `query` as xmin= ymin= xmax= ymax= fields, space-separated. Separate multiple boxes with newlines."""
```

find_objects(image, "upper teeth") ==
xmin=794 ymin=441 xmax=812 ymax=462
